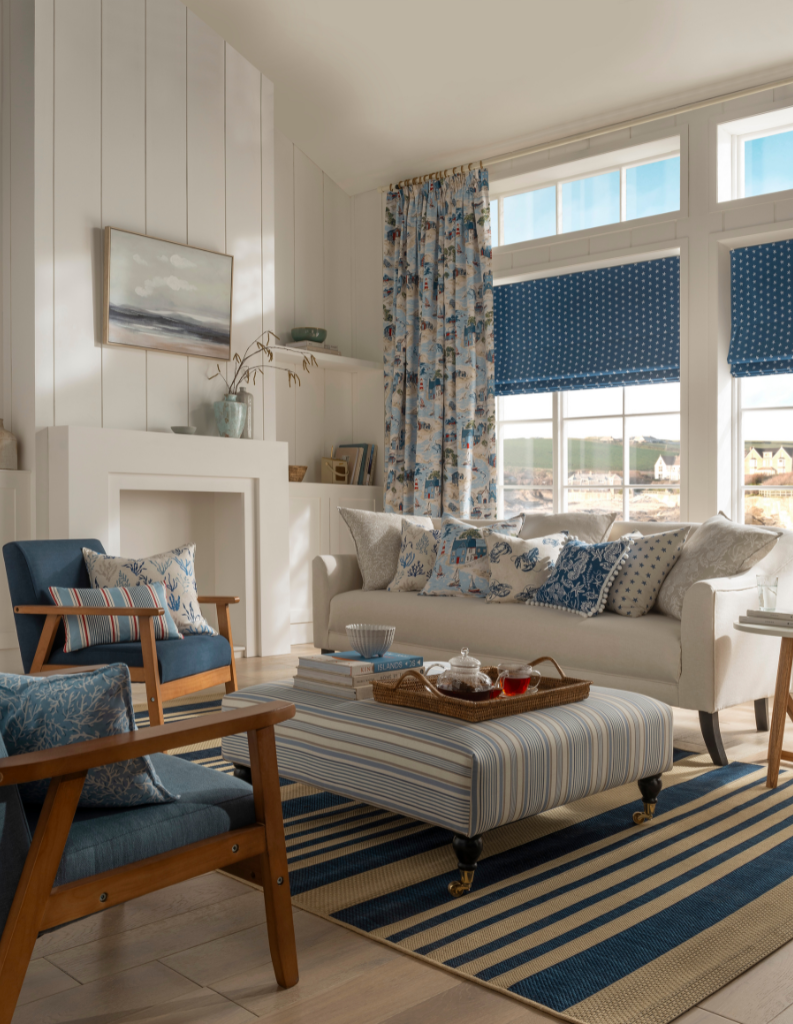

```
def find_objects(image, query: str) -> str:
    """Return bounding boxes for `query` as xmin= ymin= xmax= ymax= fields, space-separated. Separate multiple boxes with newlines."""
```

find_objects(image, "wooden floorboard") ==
xmin=13 ymin=648 xmax=793 ymax=1024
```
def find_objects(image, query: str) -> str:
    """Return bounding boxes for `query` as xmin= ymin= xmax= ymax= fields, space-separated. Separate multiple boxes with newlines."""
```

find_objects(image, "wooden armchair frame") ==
xmin=14 ymin=595 xmax=241 ymax=727
xmin=0 ymin=701 xmax=298 ymax=1024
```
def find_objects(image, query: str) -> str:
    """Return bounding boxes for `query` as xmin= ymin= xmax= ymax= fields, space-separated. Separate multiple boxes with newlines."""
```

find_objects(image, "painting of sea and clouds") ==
xmin=104 ymin=227 xmax=233 ymax=359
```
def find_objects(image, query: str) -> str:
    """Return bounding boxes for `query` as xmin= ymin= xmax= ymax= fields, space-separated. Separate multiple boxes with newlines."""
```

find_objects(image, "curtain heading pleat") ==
xmin=493 ymin=256 xmax=680 ymax=396
xmin=729 ymin=238 xmax=793 ymax=378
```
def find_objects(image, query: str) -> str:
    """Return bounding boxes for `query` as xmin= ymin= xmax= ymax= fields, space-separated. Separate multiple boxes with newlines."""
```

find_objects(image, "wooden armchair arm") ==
xmin=197 ymin=596 xmax=240 ymax=606
xmin=14 ymin=605 xmax=164 ymax=617
xmin=0 ymin=701 xmax=295 ymax=786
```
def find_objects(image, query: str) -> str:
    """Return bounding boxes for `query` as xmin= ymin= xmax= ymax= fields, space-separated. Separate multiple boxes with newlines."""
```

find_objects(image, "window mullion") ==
xmin=622 ymin=390 xmax=630 ymax=521
xmin=554 ymin=391 xmax=565 ymax=513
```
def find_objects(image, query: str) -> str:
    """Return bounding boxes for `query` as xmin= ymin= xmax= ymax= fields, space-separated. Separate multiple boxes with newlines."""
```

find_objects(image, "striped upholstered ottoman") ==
xmin=221 ymin=682 xmax=673 ymax=896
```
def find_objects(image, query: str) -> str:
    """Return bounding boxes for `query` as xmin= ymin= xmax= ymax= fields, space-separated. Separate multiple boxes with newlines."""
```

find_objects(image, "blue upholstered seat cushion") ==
xmin=0 ymin=665 xmax=175 ymax=808
xmin=24 ymin=755 xmax=255 ymax=887
xmin=527 ymin=536 xmax=635 ymax=618
xmin=47 ymin=634 xmax=232 ymax=683
xmin=0 ymin=732 xmax=31 ymax=935
xmin=48 ymin=583 xmax=182 ymax=651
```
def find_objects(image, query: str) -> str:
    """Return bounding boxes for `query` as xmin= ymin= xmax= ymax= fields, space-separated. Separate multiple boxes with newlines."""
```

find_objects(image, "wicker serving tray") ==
xmin=372 ymin=656 xmax=590 ymax=722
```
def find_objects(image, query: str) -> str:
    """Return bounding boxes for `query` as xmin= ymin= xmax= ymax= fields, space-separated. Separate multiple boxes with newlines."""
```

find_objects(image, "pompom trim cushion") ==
xmin=527 ymin=536 xmax=635 ymax=618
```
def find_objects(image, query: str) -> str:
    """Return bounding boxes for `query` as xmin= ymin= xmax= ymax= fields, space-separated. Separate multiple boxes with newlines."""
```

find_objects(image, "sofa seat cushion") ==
xmin=24 ymin=754 xmax=255 ymax=886
xmin=328 ymin=590 xmax=682 ymax=683
xmin=48 ymin=634 xmax=231 ymax=683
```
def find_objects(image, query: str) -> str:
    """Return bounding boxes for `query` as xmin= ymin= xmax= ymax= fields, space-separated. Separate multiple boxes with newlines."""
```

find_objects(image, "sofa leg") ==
xmin=699 ymin=711 xmax=729 ymax=766
xmin=320 ymin=648 xmax=334 ymax=655
xmin=755 ymin=697 xmax=770 ymax=732
xmin=633 ymin=773 xmax=663 ymax=824
xmin=448 ymin=834 xmax=483 ymax=898
xmin=233 ymin=764 xmax=252 ymax=783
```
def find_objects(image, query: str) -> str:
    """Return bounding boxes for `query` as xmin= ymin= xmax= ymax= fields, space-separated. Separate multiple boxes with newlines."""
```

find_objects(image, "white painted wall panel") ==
xmin=324 ymin=175 xmax=352 ymax=355
xmin=53 ymin=0 xmax=102 ymax=429
xmin=261 ymin=77 xmax=277 ymax=441
xmin=33 ymin=0 xmax=54 ymax=435
xmin=352 ymin=187 xmax=383 ymax=362
xmin=295 ymin=364 xmax=325 ymax=481
xmin=352 ymin=370 xmax=385 ymax=487
xmin=274 ymin=130 xmax=295 ymax=345
xmin=293 ymin=147 xmax=325 ymax=329
xmin=101 ymin=0 xmax=147 ymax=432
xmin=275 ymin=370 xmax=297 ymax=464
xmin=324 ymin=370 xmax=353 ymax=452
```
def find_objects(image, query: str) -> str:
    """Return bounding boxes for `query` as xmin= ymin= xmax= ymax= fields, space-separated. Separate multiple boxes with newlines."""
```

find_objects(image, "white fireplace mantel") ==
xmin=36 ymin=426 xmax=291 ymax=657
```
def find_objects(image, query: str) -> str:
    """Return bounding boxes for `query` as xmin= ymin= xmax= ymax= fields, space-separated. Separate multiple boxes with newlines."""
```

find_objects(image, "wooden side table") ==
xmin=734 ymin=621 xmax=793 ymax=787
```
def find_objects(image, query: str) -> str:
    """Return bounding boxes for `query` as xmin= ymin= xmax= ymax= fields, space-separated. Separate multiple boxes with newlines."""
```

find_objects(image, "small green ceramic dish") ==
xmin=291 ymin=327 xmax=327 ymax=343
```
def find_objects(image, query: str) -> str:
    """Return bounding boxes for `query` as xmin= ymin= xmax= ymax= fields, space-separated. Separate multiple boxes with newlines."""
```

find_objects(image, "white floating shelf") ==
xmin=272 ymin=345 xmax=380 ymax=373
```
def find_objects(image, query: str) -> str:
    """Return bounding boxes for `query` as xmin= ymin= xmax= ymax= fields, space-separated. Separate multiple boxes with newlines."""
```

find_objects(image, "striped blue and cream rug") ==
xmin=142 ymin=701 xmax=793 ymax=1024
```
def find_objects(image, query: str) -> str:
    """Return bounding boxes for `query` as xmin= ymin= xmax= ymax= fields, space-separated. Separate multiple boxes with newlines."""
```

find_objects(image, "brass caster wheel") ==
xmin=448 ymin=869 xmax=475 ymax=898
xmin=633 ymin=803 xmax=656 ymax=825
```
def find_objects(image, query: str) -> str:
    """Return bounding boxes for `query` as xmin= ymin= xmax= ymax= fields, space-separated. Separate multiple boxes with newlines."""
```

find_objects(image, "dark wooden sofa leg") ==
xmin=448 ymin=834 xmax=483 ymax=898
xmin=699 ymin=711 xmax=729 ymax=766
xmin=755 ymin=697 xmax=770 ymax=732
xmin=633 ymin=773 xmax=663 ymax=824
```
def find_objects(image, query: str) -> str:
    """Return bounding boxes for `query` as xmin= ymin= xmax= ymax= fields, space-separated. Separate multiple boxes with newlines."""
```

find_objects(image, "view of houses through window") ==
xmin=498 ymin=382 xmax=681 ymax=521
xmin=740 ymin=373 xmax=793 ymax=529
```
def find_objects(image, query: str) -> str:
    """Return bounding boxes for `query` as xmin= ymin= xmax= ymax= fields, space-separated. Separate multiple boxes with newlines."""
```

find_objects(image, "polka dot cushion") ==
xmin=606 ymin=527 xmax=691 ymax=617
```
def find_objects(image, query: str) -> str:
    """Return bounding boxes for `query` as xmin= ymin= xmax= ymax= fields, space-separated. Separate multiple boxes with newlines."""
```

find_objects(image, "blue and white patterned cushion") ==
xmin=387 ymin=521 xmax=441 ymax=592
xmin=0 ymin=664 xmax=175 ymax=807
xmin=419 ymin=515 xmax=523 ymax=598
xmin=49 ymin=583 xmax=182 ymax=652
xmin=486 ymin=532 xmax=569 ymax=603
xmin=606 ymin=528 xmax=690 ymax=616
xmin=527 ymin=536 xmax=635 ymax=617
xmin=83 ymin=544 xmax=215 ymax=636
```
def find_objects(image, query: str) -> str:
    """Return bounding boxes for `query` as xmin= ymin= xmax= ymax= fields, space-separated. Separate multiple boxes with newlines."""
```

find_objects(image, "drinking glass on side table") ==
xmin=757 ymin=575 xmax=779 ymax=611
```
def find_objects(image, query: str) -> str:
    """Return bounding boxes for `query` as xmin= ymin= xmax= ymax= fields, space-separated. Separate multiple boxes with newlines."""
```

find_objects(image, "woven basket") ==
xmin=372 ymin=656 xmax=590 ymax=722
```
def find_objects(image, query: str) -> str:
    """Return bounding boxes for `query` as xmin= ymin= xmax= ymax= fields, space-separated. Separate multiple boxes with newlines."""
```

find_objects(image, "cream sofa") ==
xmin=313 ymin=520 xmax=793 ymax=765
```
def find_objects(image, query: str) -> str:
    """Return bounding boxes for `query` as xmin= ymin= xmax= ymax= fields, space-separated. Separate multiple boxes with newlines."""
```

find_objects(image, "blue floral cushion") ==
xmin=387 ymin=521 xmax=441 ymax=592
xmin=82 ymin=544 xmax=215 ymax=636
xmin=527 ymin=536 xmax=635 ymax=617
xmin=419 ymin=515 xmax=523 ymax=598
xmin=49 ymin=583 xmax=182 ymax=652
xmin=0 ymin=664 xmax=175 ymax=807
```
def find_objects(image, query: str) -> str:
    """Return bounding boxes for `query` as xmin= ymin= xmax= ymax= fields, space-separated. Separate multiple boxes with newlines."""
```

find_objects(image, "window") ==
xmin=498 ymin=382 xmax=681 ymax=521
xmin=490 ymin=141 xmax=680 ymax=246
xmin=738 ymin=374 xmax=793 ymax=529
xmin=718 ymin=106 xmax=793 ymax=202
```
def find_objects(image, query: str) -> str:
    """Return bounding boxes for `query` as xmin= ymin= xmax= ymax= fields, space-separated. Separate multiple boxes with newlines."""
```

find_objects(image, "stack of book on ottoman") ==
xmin=292 ymin=650 xmax=424 ymax=700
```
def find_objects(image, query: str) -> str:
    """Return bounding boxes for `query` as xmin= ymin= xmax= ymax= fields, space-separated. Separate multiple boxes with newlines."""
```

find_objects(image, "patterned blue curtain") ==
xmin=494 ymin=256 xmax=680 ymax=395
xmin=383 ymin=169 xmax=496 ymax=518
xmin=729 ymin=238 xmax=793 ymax=377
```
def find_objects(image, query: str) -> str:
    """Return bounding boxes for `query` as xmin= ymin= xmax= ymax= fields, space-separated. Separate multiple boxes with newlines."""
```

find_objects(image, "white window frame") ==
xmin=717 ymin=105 xmax=793 ymax=204
xmin=492 ymin=150 xmax=681 ymax=247
xmin=733 ymin=376 xmax=793 ymax=524
xmin=497 ymin=388 xmax=681 ymax=520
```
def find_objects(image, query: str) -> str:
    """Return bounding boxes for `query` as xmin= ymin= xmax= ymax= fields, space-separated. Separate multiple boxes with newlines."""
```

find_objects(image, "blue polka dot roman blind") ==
xmin=729 ymin=238 xmax=793 ymax=378
xmin=493 ymin=256 xmax=680 ymax=396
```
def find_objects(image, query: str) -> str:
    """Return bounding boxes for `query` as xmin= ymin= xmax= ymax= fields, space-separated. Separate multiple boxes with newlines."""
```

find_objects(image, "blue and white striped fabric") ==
xmin=729 ymin=237 xmax=793 ymax=377
xmin=48 ymin=584 xmax=181 ymax=653
xmin=494 ymin=256 xmax=680 ymax=395
xmin=221 ymin=683 xmax=673 ymax=836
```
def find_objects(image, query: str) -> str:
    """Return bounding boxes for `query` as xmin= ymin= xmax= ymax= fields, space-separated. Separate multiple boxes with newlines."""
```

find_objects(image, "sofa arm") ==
xmin=312 ymin=555 xmax=362 ymax=650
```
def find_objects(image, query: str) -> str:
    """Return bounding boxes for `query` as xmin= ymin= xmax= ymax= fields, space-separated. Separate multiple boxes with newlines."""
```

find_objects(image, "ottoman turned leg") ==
xmin=633 ymin=774 xmax=663 ymax=825
xmin=448 ymin=834 xmax=483 ymax=897
xmin=233 ymin=764 xmax=252 ymax=783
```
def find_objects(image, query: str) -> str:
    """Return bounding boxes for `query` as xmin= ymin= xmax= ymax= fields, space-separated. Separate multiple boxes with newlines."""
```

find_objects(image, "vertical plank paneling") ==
xmin=274 ymin=130 xmax=295 ymax=345
xmin=352 ymin=371 xmax=385 ymax=486
xmin=352 ymin=188 xmax=383 ymax=363
xmin=323 ymin=174 xmax=352 ymax=355
xmin=275 ymin=371 xmax=296 ymax=464
xmin=186 ymin=9 xmax=225 ymax=436
xmin=33 ymin=0 xmax=54 ymax=435
xmin=53 ymin=0 xmax=102 ymax=428
xmin=225 ymin=44 xmax=262 ymax=436
xmin=295 ymin=366 xmax=325 ymax=481
xmin=145 ymin=0 xmax=188 ymax=432
xmin=324 ymin=370 xmax=352 ymax=451
xmin=1 ymin=0 xmax=10 ymax=425
xmin=261 ymin=77 xmax=277 ymax=440
xmin=101 ymin=0 xmax=147 ymax=431
xmin=293 ymin=147 xmax=324 ymax=329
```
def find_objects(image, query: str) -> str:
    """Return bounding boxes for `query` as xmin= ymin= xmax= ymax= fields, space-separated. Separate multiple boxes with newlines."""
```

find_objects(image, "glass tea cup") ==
xmin=757 ymin=575 xmax=779 ymax=612
xmin=497 ymin=663 xmax=541 ymax=697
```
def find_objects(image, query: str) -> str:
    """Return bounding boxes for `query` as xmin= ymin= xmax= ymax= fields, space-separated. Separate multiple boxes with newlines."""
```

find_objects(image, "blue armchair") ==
xmin=3 ymin=539 xmax=240 ymax=726
xmin=0 ymin=695 xmax=298 ymax=1024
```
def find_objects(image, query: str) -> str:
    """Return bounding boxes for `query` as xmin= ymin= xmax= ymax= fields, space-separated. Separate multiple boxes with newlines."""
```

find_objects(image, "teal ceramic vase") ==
xmin=214 ymin=394 xmax=247 ymax=438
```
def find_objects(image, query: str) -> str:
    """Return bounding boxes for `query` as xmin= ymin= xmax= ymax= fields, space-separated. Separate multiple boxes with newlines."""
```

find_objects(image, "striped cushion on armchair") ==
xmin=48 ymin=584 xmax=182 ymax=652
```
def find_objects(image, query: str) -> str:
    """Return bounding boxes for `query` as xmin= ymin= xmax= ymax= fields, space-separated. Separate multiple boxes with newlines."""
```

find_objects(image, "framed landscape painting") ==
xmin=103 ymin=227 xmax=233 ymax=359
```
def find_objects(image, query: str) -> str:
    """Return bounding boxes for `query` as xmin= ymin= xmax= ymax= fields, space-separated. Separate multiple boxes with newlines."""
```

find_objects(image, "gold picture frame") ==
xmin=103 ymin=226 xmax=234 ymax=360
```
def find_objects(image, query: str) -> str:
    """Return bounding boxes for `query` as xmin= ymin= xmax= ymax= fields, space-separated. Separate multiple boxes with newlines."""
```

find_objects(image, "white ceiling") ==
xmin=182 ymin=0 xmax=793 ymax=196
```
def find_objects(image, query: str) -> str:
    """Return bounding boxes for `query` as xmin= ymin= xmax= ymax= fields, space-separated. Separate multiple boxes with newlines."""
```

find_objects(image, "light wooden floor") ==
xmin=16 ymin=649 xmax=793 ymax=1024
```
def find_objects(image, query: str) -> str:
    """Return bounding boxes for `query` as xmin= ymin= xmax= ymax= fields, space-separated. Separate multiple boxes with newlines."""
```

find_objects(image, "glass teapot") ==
xmin=435 ymin=648 xmax=499 ymax=699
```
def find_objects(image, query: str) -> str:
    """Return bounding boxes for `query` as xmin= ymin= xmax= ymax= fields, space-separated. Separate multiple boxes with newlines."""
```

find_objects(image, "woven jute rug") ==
xmin=147 ymin=701 xmax=793 ymax=1024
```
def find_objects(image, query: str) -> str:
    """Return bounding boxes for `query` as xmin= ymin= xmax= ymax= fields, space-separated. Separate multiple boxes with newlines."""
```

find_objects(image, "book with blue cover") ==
xmin=299 ymin=651 xmax=423 ymax=677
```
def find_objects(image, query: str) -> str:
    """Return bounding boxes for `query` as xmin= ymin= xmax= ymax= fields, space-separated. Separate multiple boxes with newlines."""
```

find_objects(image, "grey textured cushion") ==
xmin=606 ymin=527 xmax=690 ymax=617
xmin=656 ymin=514 xmax=780 ymax=619
xmin=520 ymin=511 xmax=618 ymax=544
xmin=339 ymin=509 xmax=433 ymax=591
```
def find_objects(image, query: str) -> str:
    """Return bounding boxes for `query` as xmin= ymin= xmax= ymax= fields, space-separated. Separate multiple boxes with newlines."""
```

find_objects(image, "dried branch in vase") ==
xmin=207 ymin=330 xmax=318 ymax=393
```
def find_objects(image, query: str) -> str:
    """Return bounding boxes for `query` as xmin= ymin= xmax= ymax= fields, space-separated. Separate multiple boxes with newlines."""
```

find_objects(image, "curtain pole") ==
xmin=378 ymin=72 xmax=793 ymax=193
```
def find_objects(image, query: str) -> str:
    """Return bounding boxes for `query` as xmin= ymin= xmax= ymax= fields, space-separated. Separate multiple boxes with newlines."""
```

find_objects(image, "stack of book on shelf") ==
xmin=292 ymin=650 xmax=424 ymax=700
xmin=739 ymin=608 xmax=793 ymax=629
xmin=286 ymin=339 xmax=341 ymax=356
xmin=332 ymin=443 xmax=378 ymax=485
